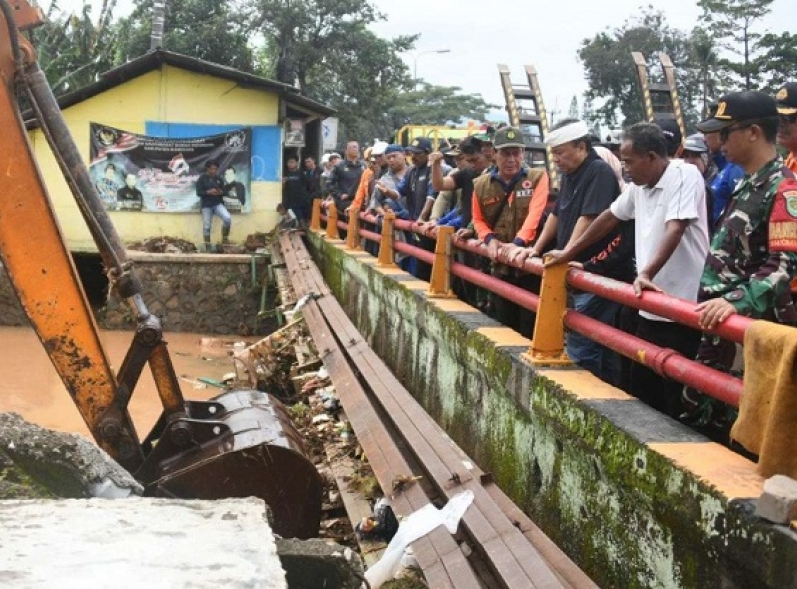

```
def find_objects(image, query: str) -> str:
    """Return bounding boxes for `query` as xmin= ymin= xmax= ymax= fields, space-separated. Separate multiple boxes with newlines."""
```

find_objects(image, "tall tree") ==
xmin=246 ymin=0 xmax=380 ymax=90
xmin=687 ymin=27 xmax=720 ymax=118
xmin=696 ymin=0 xmax=774 ymax=90
xmin=113 ymin=0 xmax=255 ymax=72
xmin=755 ymin=32 xmax=797 ymax=92
xmin=567 ymin=96 xmax=579 ymax=120
xmin=578 ymin=9 xmax=695 ymax=128
xmin=30 ymin=0 xmax=119 ymax=94
xmin=387 ymin=83 xmax=497 ymax=131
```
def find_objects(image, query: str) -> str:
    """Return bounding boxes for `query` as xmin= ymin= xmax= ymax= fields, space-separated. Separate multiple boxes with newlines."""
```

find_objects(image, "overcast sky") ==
xmin=369 ymin=0 xmax=793 ymax=122
xmin=43 ymin=0 xmax=793 ymax=124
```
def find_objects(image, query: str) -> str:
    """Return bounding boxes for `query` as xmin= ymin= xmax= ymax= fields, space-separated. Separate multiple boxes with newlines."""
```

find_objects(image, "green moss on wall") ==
xmin=306 ymin=232 xmax=797 ymax=589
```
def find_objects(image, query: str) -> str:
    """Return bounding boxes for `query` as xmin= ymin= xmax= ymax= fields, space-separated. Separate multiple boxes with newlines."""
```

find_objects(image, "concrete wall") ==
xmin=306 ymin=231 xmax=797 ymax=589
xmin=0 ymin=253 xmax=273 ymax=335
xmin=29 ymin=66 xmax=282 ymax=251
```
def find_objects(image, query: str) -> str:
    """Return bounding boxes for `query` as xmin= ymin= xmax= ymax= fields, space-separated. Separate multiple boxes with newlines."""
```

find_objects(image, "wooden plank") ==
xmin=277 ymin=236 xmax=479 ymax=589
xmin=287 ymin=235 xmax=568 ymax=589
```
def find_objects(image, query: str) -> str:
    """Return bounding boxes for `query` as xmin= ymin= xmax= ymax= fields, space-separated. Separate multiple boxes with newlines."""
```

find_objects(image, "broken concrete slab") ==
xmin=277 ymin=538 xmax=364 ymax=589
xmin=756 ymin=475 xmax=797 ymax=524
xmin=0 ymin=497 xmax=286 ymax=589
xmin=0 ymin=412 xmax=142 ymax=499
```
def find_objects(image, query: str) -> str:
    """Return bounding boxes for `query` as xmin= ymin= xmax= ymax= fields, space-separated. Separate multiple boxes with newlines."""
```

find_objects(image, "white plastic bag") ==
xmin=364 ymin=490 xmax=474 ymax=588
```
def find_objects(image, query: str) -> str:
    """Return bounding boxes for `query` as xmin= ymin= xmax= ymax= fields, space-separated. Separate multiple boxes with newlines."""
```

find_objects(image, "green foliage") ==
xmin=30 ymin=0 xmax=118 ymax=93
xmin=696 ymin=0 xmax=774 ymax=90
xmin=386 ymin=82 xmax=498 ymax=132
xmin=113 ymin=0 xmax=254 ymax=71
xmin=755 ymin=31 xmax=797 ymax=92
xmin=578 ymin=9 xmax=694 ymax=128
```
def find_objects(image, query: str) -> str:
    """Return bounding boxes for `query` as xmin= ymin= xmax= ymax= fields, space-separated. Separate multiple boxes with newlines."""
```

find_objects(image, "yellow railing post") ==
xmin=325 ymin=202 xmax=340 ymax=240
xmin=427 ymin=226 xmax=456 ymax=298
xmin=310 ymin=199 xmax=322 ymax=231
xmin=525 ymin=257 xmax=571 ymax=365
xmin=346 ymin=207 xmax=361 ymax=250
xmin=377 ymin=211 xmax=397 ymax=268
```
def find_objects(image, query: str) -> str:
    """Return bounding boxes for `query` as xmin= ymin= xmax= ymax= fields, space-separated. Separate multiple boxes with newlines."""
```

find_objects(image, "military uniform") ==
xmin=684 ymin=90 xmax=797 ymax=430
xmin=700 ymin=158 xmax=797 ymax=323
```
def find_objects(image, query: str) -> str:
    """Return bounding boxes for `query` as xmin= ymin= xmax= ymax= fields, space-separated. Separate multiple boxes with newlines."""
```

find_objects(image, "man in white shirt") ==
xmin=546 ymin=122 xmax=709 ymax=416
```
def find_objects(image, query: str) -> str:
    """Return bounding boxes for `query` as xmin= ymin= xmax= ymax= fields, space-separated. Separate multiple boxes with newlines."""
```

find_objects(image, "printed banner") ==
xmin=89 ymin=124 xmax=252 ymax=213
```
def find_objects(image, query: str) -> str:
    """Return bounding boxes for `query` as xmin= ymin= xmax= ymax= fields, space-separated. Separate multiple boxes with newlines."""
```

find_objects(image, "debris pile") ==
xmin=125 ymin=232 xmax=273 ymax=255
xmin=126 ymin=236 xmax=198 ymax=253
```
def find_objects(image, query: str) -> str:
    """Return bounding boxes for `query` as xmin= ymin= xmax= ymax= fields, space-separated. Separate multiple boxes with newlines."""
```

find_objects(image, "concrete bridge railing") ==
xmin=305 ymin=211 xmax=797 ymax=589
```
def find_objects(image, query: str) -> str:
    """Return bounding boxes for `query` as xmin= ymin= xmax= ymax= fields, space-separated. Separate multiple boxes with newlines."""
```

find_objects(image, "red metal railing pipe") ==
xmin=564 ymin=310 xmax=742 ymax=407
xmin=567 ymin=268 xmax=750 ymax=345
xmin=391 ymin=239 xmax=541 ymax=312
xmin=324 ymin=212 xmax=741 ymax=406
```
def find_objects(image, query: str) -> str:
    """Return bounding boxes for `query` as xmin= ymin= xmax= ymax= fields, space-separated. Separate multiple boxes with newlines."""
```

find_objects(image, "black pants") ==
xmin=492 ymin=268 xmax=540 ymax=338
xmin=631 ymin=316 xmax=701 ymax=418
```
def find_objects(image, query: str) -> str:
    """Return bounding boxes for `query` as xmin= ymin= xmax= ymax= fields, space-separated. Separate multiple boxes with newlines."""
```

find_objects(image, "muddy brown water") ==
xmin=0 ymin=326 xmax=250 ymax=439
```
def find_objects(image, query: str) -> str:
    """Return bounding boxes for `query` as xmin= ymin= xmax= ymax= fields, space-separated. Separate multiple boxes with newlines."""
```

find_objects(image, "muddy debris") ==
xmin=125 ymin=232 xmax=273 ymax=255
xmin=126 ymin=235 xmax=199 ymax=253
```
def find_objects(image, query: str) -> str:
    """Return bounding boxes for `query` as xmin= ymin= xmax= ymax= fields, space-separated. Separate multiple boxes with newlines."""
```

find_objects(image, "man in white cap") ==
xmin=528 ymin=118 xmax=634 ymax=384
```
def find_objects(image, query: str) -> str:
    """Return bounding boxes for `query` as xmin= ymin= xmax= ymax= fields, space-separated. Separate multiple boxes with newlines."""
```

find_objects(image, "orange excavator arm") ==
xmin=0 ymin=0 xmax=323 ymax=538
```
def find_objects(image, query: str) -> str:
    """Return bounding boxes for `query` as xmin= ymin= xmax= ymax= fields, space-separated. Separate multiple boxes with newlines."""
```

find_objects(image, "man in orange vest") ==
xmin=469 ymin=126 xmax=549 ymax=335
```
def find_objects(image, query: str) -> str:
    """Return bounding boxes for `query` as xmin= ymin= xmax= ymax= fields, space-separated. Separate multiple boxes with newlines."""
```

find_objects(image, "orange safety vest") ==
xmin=472 ymin=168 xmax=549 ymax=244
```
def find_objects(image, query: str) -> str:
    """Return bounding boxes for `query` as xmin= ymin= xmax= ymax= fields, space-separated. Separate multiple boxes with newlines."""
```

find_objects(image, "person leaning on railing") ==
xmin=460 ymin=126 xmax=550 ymax=336
xmin=545 ymin=122 xmax=710 ymax=418
xmin=525 ymin=119 xmax=635 ymax=385
xmin=682 ymin=90 xmax=797 ymax=434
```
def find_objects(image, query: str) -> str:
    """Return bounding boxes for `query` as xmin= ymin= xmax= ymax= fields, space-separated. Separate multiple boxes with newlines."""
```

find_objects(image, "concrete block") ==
xmin=755 ymin=475 xmax=797 ymax=524
xmin=0 ymin=497 xmax=286 ymax=589
xmin=277 ymin=538 xmax=364 ymax=589
xmin=0 ymin=412 xmax=142 ymax=499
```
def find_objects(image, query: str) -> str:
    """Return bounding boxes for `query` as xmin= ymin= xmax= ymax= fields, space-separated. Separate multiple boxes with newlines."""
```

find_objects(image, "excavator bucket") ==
xmin=137 ymin=389 xmax=324 ymax=539
xmin=0 ymin=0 xmax=323 ymax=542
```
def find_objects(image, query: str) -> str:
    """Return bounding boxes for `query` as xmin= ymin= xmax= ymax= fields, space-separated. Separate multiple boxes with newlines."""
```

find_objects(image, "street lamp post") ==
xmin=412 ymin=49 xmax=451 ymax=87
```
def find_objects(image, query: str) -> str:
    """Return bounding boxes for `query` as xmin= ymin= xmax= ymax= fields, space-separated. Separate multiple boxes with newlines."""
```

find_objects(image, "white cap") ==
xmin=321 ymin=154 xmax=330 ymax=164
xmin=371 ymin=141 xmax=389 ymax=156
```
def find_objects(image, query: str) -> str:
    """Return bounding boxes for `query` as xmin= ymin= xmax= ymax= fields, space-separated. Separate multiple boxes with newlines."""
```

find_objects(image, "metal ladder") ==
xmin=497 ymin=64 xmax=557 ymax=188
xmin=631 ymin=52 xmax=685 ymax=141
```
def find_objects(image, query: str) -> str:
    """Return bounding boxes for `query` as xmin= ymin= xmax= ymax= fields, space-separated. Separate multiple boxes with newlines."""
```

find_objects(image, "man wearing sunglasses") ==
xmin=681 ymin=91 xmax=797 ymax=431
xmin=776 ymin=83 xmax=797 ymax=175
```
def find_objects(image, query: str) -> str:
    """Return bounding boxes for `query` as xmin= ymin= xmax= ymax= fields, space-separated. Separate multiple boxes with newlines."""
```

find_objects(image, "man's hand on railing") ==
xmin=505 ymin=245 xmax=534 ymax=266
xmin=696 ymin=298 xmax=738 ymax=330
xmin=543 ymin=249 xmax=572 ymax=266
xmin=487 ymin=238 xmax=505 ymax=261
xmin=633 ymin=273 xmax=663 ymax=297
xmin=454 ymin=228 xmax=475 ymax=242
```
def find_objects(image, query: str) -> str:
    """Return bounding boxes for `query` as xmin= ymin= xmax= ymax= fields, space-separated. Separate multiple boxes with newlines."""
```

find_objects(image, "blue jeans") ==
xmin=202 ymin=204 xmax=232 ymax=241
xmin=566 ymin=291 xmax=622 ymax=385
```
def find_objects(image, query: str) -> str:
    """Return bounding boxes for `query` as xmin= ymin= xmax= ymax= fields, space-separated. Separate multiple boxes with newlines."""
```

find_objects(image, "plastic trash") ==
xmin=364 ymin=490 xmax=474 ymax=588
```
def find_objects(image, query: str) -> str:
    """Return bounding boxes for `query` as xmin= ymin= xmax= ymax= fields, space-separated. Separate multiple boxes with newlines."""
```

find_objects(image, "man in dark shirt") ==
xmin=196 ymin=159 xmax=232 ymax=252
xmin=304 ymin=156 xmax=322 ymax=203
xmin=223 ymin=166 xmax=246 ymax=212
xmin=282 ymin=156 xmax=309 ymax=222
xmin=529 ymin=119 xmax=633 ymax=384
xmin=328 ymin=141 xmax=365 ymax=215
xmin=117 ymin=173 xmax=143 ymax=210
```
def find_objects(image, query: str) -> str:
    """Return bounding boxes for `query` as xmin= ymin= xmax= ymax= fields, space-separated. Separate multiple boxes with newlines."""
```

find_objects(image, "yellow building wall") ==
xmin=29 ymin=66 xmax=284 ymax=251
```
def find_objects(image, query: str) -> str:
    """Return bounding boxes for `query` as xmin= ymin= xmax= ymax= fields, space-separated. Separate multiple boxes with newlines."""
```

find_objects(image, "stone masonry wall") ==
xmin=307 ymin=231 xmax=797 ymax=589
xmin=0 ymin=253 xmax=274 ymax=335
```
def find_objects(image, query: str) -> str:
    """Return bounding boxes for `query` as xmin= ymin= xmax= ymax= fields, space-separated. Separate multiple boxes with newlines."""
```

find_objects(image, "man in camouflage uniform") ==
xmin=683 ymin=90 xmax=797 ymax=431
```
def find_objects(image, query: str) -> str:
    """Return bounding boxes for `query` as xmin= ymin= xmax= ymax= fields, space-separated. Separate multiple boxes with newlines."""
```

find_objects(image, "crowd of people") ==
xmin=285 ymin=82 xmax=797 ymax=442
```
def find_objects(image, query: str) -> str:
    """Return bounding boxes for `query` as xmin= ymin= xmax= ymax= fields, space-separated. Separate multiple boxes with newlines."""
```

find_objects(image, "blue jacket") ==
xmin=710 ymin=153 xmax=745 ymax=225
